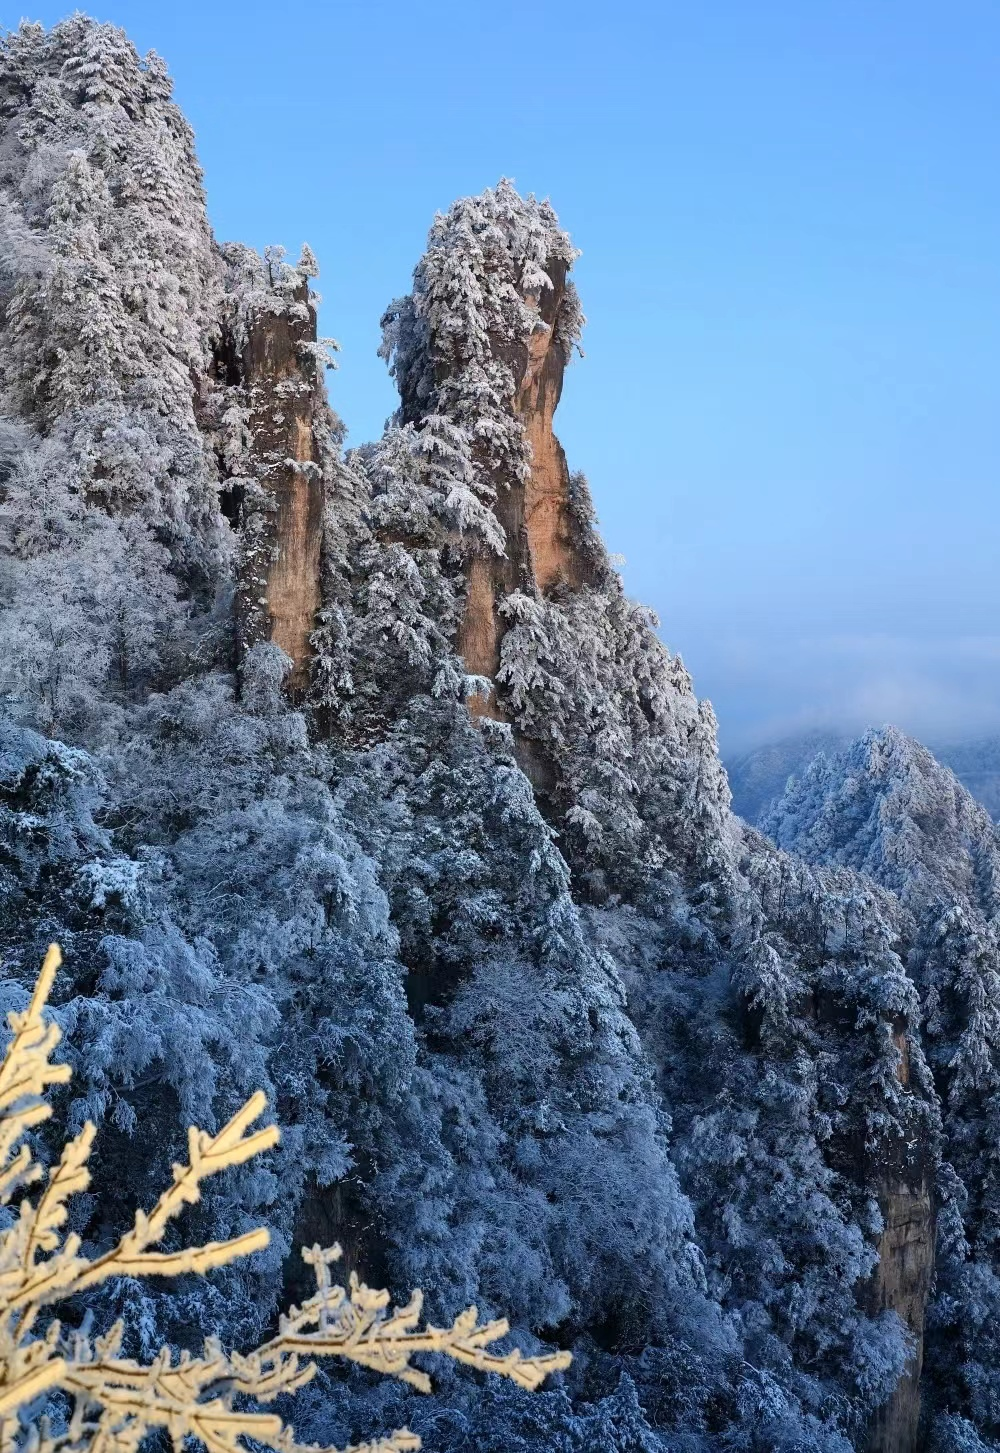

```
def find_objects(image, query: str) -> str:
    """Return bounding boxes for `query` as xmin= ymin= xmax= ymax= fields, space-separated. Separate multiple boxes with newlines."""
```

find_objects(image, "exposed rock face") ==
xmin=867 ymin=1178 xmax=935 ymax=1453
xmin=456 ymin=254 xmax=594 ymax=714
xmin=457 ymin=556 xmax=507 ymax=711
xmin=864 ymin=1021 xmax=935 ymax=1453
xmin=515 ymin=259 xmax=590 ymax=596
xmin=225 ymin=276 xmax=326 ymax=699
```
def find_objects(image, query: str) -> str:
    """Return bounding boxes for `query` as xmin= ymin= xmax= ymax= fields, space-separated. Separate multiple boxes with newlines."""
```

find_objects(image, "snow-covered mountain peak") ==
xmin=762 ymin=724 xmax=1000 ymax=915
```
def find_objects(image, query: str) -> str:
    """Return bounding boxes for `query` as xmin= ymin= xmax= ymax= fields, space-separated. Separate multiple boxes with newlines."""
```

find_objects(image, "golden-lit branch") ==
xmin=0 ymin=946 xmax=570 ymax=1453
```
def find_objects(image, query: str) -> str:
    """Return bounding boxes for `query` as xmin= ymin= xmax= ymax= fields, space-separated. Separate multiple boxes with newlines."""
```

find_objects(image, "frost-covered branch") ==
xmin=0 ymin=947 xmax=570 ymax=1453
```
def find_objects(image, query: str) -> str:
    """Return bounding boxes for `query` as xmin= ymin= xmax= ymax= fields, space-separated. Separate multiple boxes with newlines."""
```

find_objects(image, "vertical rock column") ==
xmin=867 ymin=1180 xmax=935 ymax=1453
xmin=456 ymin=256 xmax=593 ymax=710
xmin=235 ymin=277 xmax=325 ymax=700
xmin=866 ymin=1025 xmax=936 ymax=1453
xmin=516 ymin=257 xmax=591 ymax=596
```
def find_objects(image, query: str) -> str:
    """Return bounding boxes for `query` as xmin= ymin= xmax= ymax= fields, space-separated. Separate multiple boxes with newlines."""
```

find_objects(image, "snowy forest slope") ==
xmin=0 ymin=17 xmax=996 ymax=1453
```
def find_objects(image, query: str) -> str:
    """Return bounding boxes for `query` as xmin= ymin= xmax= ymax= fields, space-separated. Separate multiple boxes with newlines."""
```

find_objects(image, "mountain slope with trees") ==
xmin=763 ymin=729 xmax=1000 ymax=1448
xmin=0 ymin=17 xmax=994 ymax=1452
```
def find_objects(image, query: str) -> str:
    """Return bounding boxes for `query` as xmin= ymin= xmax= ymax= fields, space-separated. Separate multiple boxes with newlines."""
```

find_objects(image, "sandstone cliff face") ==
xmin=219 ymin=276 xmax=326 ymax=700
xmin=516 ymin=259 xmax=590 ymax=596
xmin=866 ymin=1021 xmax=936 ymax=1453
xmin=456 ymin=254 xmax=594 ymax=712
xmin=867 ymin=1176 xmax=935 ymax=1453
xmin=457 ymin=556 xmax=507 ymax=708
xmin=857 ymin=1027 xmax=932 ymax=1453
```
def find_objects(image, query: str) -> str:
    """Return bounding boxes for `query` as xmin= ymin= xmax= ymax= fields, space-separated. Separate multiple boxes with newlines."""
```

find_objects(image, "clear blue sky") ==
xmin=10 ymin=1 xmax=1000 ymax=751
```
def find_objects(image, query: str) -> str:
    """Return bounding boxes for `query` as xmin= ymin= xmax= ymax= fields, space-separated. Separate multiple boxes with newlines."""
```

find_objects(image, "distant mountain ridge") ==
xmin=760 ymin=725 xmax=1000 ymax=913
xmin=728 ymin=729 xmax=1000 ymax=824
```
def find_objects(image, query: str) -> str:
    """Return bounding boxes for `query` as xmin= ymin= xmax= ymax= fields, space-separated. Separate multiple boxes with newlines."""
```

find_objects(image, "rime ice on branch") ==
xmin=0 ymin=946 xmax=569 ymax=1453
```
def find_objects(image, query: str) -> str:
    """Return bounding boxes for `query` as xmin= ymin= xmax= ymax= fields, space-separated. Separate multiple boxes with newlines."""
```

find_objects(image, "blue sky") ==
xmin=10 ymin=1 xmax=1000 ymax=751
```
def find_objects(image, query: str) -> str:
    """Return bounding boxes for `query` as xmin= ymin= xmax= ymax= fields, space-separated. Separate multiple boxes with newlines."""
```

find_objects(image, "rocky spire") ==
xmin=209 ymin=243 xmax=338 ymax=699
xmin=455 ymin=244 xmax=598 ymax=703
xmin=378 ymin=180 xmax=593 ymax=714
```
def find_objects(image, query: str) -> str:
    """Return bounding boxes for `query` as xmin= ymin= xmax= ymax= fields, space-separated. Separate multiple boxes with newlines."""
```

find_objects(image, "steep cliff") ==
xmin=374 ymin=182 xmax=594 ymax=726
xmin=210 ymin=247 xmax=335 ymax=698
xmin=372 ymin=183 xmax=730 ymax=898
xmin=455 ymin=249 xmax=596 ymax=699
xmin=866 ymin=1177 xmax=935 ymax=1453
